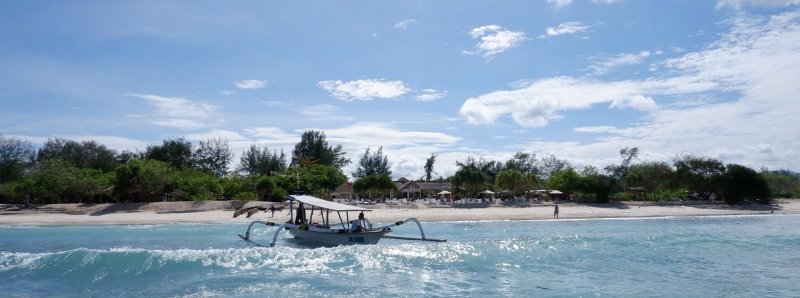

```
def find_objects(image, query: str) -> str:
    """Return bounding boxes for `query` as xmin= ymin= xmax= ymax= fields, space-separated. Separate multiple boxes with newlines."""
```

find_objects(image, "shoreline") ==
xmin=1 ymin=199 xmax=797 ymax=226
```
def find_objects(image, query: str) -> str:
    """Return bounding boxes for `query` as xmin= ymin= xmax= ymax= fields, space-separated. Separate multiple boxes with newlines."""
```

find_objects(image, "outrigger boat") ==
xmin=238 ymin=194 xmax=446 ymax=247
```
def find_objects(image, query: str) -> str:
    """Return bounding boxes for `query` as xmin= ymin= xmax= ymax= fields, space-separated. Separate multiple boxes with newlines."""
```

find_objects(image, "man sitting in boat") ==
xmin=351 ymin=212 xmax=367 ymax=233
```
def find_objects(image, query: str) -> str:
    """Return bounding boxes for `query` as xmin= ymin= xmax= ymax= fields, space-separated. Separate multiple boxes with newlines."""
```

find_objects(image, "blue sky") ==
xmin=2 ymin=0 xmax=799 ymax=179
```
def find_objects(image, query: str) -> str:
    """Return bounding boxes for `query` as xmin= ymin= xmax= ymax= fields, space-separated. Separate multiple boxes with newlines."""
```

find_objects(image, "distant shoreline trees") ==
xmin=1 ymin=133 xmax=798 ymax=204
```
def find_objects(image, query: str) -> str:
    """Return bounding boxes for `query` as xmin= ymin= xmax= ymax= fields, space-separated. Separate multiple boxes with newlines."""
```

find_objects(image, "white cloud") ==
xmin=234 ymin=79 xmax=266 ymax=89
xmin=609 ymin=95 xmax=659 ymax=111
xmin=574 ymin=126 xmax=619 ymax=134
xmin=465 ymin=25 xmax=527 ymax=60
xmin=416 ymin=89 xmax=448 ymax=101
xmin=127 ymin=93 xmax=217 ymax=129
xmin=547 ymin=0 xmax=574 ymax=8
xmin=462 ymin=11 xmax=800 ymax=171
xmin=716 ymin=0 xmax=800 ymax=9
xmin=297 ymin=104 xmax=354 ymax=122
xmin=305 ymin=122 xmax=462 ymax=178
xmin=150 ymin=119 xmax=206 ymax=129
xmin=242 ymin=126 xmax=299 ymax=146
xmin=589 ymin=51 xmax=652 ymax=74
xmin=543 ymin=22 xmax=590 ymax=38
xmin=185 ymin=129 xmax=249 ymax=142
xmin=219 ymin=90 xmax=236 ymax=96
xmin=460 ymin=76 xmax=670 ymax=127
xmin=318 ymin=79 xmax=410 ymax=101
xmin=394 ymin=18 xmax=417 ymax=29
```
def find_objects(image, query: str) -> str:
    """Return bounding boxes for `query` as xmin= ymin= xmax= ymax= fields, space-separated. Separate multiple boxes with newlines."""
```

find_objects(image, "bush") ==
xmin=190 ymin=192 xmax=215 ymax=201
xmin=0 ymin=182 xmax=24 ymax=204
xmin=172 ymin=169 xmax=222 ymax=201
xmin=233 ymin=191 xmax=258 ymax=201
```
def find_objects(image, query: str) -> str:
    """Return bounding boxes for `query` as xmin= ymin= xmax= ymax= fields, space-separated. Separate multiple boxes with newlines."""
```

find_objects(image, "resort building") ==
xmin=332 ymin=177 xmax=450 ymax=202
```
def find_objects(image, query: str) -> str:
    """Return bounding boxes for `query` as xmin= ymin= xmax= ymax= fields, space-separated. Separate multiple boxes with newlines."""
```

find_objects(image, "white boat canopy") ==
xmin=287 ymin=195 xmax=371 ymax=212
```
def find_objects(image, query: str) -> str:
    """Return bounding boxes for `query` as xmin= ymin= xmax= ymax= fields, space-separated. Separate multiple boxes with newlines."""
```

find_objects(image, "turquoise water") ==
xmin=2 ymin=215 xmax=799 ymax=297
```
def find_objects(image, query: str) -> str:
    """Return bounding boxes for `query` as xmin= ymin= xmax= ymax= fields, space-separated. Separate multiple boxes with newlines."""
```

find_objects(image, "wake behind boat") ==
xmin=237 ymin=194 xmax=446 ymax=247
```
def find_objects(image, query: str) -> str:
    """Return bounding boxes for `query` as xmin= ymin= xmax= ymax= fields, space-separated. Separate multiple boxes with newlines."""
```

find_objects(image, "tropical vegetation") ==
xmin=1 ymin=132 xmax=798 ymax=205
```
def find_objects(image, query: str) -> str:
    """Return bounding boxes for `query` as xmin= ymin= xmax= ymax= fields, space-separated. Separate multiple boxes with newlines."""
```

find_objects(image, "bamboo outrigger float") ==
xmin=238 ymin=194 xmax=446 ymax=247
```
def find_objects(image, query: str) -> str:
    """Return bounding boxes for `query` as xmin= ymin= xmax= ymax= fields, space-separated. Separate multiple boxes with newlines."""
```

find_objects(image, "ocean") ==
xmin=2 ymin=215 xmax=799 ymax=297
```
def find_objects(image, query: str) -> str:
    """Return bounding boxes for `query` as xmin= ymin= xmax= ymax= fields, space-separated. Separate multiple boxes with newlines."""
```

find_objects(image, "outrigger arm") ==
xmin=374 ymin=217 xmax=446 ymax=242
xmin=238 ymin=221 xmax=288 ymax=247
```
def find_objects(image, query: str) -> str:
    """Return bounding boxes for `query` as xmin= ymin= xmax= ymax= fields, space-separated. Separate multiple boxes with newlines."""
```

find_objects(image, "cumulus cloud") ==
xmin=416 ymin=89 xmax=448 ymax=101
xmin=318 ymin=79 xmax=410 ymax=101
xmin=234 ymin=79 xmax=266 ymax=89
xmin=464 ymin=25 xmax=527 ymax=60
xmin=542 ymin=22 xmax=590 ymax=38
xmin=394 ymin=18 xmax=417 ymax=29
xmin=127 ymin=93 xmax=217 ymax=129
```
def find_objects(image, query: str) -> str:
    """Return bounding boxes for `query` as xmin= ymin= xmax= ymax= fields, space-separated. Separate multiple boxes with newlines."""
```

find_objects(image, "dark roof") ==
xmin=334 ymin=182 xmax=353 ymax=194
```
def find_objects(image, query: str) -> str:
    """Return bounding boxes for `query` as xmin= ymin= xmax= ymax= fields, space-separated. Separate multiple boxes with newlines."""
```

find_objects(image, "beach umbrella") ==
xmin=480 ymin=190 xmax=495 ymax=194
xmin=437 ymin=190 xmax=451 ymax=195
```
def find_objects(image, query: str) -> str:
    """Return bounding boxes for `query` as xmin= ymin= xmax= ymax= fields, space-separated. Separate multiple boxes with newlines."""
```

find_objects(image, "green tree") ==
xmin=291 ymin=164 xmax=348 ymax=198
xmin=115 ymin=159 xmax=171 ymax=202
xmin=538 ymin=154 xmax=570 ymax=180
xmin=254 ymin=175 xmax=278 ymax=201
xmin=547 ymin=167 xmax=580 ymax=196
xmin=495 ymin=169 xmax=537 ymax=196
xmin=238 ymin=145 xmax=287 ymax=177
xmin=353 ymin=174 xmax=397 ymax=198
xmin=194 ymin=137 xmax=232 ymax=178
xmin=673 ymin=154 xmax=725 ymax=198
xmin=456 ymin=156 xmax=503 ymax=186
xmin=720 ymin=164 xmax=771 ymax=204
xmin=291 ymin=130 xmax=350 ymax=167
xmin=24 ymin=159 xmax=76 ymax=203
xmin=423 ymin=153 xmax=437 ymax=181
xmin=37 ymin=138 xmax=117 ymax=172
xmin=604 ymin=147 xmax=639 ymax=179
xmin=577 ymin=173 xmax=617 ymax=203
xmin=145 ymin=138 xmax=193 ymax=170
xmin=505 ymin=152 xmax=538 ymax=175
xmin=761 ymin=170 xmax=800 ymax=198
xmin=0 ymin=135 xmax=35 ymax=183
xmin=625 ymin=161 xmax=675 ymax=200
xmin=352 ymin=146 xmax=391 ymax=178
xmin=171 ymin=168 xmax=223 ymax=201
xmin=451 ymin=162 xmax=487 ymax=197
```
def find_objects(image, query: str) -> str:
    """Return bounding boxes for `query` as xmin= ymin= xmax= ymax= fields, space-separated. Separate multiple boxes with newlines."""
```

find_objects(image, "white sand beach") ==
xmin=1 ymin=199 xmax=797 ymax=226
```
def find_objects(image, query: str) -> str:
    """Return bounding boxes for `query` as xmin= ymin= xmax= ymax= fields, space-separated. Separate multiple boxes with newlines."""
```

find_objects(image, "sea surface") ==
xmin=2 ymin=215 xmax=799 ymax=297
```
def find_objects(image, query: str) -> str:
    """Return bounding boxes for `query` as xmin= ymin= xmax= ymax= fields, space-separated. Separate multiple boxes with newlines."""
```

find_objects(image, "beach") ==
xmin=1 ymin=199 xmax=797 ymax=226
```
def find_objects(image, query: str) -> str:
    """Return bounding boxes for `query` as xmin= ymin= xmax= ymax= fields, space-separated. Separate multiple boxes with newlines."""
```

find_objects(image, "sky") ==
xmin=2 ymin=0 xmax=799 ymax=180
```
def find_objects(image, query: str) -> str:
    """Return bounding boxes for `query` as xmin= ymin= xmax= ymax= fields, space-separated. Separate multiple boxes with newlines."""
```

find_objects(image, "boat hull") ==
xmin=286 ymin=226 xmax=387 ymax=246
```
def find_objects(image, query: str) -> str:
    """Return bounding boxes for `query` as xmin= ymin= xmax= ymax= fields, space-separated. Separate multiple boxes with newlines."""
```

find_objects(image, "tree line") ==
xmin=0 ymin=131 xmax=348 ymax=204
xmin=1 ymin=133 xmax=798 ymax=205
xmin=448 ymin=148 xmax=799 ymax=204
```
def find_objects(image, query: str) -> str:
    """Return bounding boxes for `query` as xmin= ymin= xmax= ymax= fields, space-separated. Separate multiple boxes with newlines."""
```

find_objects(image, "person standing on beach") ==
xmin=554 ymin=204 xmax=559 ymax=219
